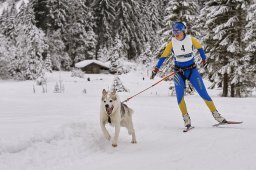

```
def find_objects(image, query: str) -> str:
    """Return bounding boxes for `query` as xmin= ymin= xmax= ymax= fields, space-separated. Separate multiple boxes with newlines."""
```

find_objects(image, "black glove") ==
xmin=201 ymin=59 xmax=208 ymax=68
xmin=150 ymin=67 xmax=159 ymax=79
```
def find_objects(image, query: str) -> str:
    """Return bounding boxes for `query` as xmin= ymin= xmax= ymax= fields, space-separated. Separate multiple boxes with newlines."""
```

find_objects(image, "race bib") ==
xmin=172 ymin=35 xmax=194 ymax=62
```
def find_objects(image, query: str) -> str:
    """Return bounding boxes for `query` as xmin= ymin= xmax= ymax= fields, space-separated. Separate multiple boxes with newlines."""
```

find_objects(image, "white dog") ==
xmin=100 ymin=89 xmax=136 ymax=147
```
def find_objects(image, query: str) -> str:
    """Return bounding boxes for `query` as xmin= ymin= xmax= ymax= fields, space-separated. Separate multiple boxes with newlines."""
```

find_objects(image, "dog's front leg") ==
xmin=112 ymin=123 xmax=120 ymax=147
xmin=100 ymin=121 xmax=111 ymax=140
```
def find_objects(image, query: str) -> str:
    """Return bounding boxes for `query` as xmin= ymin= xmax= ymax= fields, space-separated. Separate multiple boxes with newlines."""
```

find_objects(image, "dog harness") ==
xmin=106 ymin=106 xmax=114 ymax=124
xmin=108 ymin=116 xmax=111 ymax=124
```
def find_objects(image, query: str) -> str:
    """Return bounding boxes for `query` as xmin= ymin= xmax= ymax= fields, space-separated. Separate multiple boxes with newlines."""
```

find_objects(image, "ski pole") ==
xmin=122 ymin=71 xmax=177 ymax=103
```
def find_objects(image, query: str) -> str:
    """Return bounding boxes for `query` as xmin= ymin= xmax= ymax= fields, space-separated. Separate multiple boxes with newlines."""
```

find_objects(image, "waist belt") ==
xmin=174 ymin=63 xmax=196 ymax=73
xmin=174 ymin=63 xmax=196 ymax=89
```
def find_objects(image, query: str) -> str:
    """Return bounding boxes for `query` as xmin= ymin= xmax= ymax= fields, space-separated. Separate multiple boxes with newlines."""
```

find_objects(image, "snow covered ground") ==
xmin=0 ymin=69 xmax=256 ymax=170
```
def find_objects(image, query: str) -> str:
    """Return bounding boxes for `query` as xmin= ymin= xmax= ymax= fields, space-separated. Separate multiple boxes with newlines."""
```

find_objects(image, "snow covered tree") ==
xmin=93 ymin=0 xmax=116 ymax=59
xmin=109 ymin=48 xmax=120 ymax=74
xmin=48 ymin=0 xmax=71 ymax=33
xmin=111 ymin=76 xmax=129 ymax=92
xmin=97 ymin=47 xmax=110 ymax=62
xmin=138 ymin=0 xmax=163 ymax=60
xmin=47 ymin=0 xmax=72 ymax=69
xmin=9 ymin=2 xmax=48 ymax=80
xmin=0 ymin=33 xmax=15 ymax=79
xmin=66 ymin=0 xmax=97 ymax=63
xmin=32 ymin=0 xmax=50 ymax=32
xmin=0 ymin=1 xmax=18 ymax=79
xmin=201 ymin=0 xmax=250 ymax=97
xmin=47 ymin=30 xmax=71 ymax=70
xmin=114 ymin=0 xmax=146 ymax=60
xmin=44 ymin=54 xmax=52 ymax=72
xmin=137 ymin=42 xmax=153 ymax=67
xmin=48 ymin=0 xmax=97 ymax=66
xmin=109 ymin=34 xmax=124 ymax=74
xmin=198 ymin=0 xmax=208 ymax=9
xmin=245 ymin=2 xmax=256 ymax=55
xmin=242 ymin=1 xmax=256 ymax=96
xmin=0 ymin=2 xmax=17 ymax=39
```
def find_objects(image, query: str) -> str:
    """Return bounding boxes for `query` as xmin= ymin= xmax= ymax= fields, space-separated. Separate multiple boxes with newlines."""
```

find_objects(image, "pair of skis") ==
xmin=183 ymin=121 xmax=243 ymax=133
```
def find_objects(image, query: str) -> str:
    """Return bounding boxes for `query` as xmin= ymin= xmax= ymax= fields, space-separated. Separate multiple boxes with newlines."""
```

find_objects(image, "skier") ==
xmin=151 ymin=22 xmax=227 ymax=129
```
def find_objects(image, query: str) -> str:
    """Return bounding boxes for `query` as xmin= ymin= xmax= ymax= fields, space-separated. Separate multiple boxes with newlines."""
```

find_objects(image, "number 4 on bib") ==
xmin=181 ymin=45 xmax=185 ymax=51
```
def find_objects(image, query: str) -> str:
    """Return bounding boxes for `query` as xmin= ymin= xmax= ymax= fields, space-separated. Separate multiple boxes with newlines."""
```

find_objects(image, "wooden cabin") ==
xmin=75 ymin=60 xmax=110 ymax=74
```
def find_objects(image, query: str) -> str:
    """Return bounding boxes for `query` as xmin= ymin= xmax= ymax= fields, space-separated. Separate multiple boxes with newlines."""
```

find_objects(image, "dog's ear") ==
xmin=111 ymin=89 xmax=116 ymax=95
xmin=111 ymin=89 xmax=117 ymax=100
xmin=102 ymin=89 xmax=107 ymax=96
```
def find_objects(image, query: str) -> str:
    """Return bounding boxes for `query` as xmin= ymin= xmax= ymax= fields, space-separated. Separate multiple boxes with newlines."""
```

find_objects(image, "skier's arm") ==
xmin=156 ymin=42 xmax=173 ymax=69
xmin=191 ymin=37 xmax=206 ymax=61
xmin=155 ymin=57 xmax=166 ymax=69
xmin=151 ymin=42 xmax=173 ymax=79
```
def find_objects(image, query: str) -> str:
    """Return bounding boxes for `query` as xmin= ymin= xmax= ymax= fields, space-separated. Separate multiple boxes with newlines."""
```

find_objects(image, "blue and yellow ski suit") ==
xmin=155 ymin=35 xmax=217 ymax=116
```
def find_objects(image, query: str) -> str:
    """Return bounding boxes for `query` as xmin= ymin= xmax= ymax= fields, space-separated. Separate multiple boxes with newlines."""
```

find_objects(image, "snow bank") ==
xmin=0 ymin=70 xmax=255 ymax=170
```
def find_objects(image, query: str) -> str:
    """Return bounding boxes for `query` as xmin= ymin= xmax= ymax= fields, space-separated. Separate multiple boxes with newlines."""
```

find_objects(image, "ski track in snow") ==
xmin=0 ymin=71 xmax=256 ymax=170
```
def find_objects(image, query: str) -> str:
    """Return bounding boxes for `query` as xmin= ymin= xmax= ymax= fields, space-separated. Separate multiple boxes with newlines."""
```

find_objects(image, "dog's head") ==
xmin=101 ymin=89 xmax=118 ymax=115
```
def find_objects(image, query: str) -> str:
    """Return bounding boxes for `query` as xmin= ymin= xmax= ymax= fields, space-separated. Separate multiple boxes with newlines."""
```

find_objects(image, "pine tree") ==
xmin=97 ymin=47 xmax=110 ymax=62
xmin=93 ymin=0 xmax=116 ymax=59
xmin=66 ymin=0 xmax=97 ymax=63
xmin=198 ymin=0 xmax=208 ymax=8
xmin=242 ymin=1 xmax=256 ymax=96
xmin=109 ymin=34 xmax=124 ymax=74
xmin=47 ymin=0 xmax=72 ymax=69
xmin=139 ymin=0 xmax=162 ymax=57
xmin=44 ymin=54 xmax=52 ymax=72
xmin=32 ymin=0 xmax=50 ymax=32
xmin=111 ymin=76 xmax=128 ymax=92
xmin=47 ymin=30 xmax=71 ymax=70
xmin=137 ymin=42 xmax=153 ymax=68
xmin=0 ymin=33 xmax=14 ymax=79
xmin=9 ymin=2 xmax=48 ymax=80
xmin=48 ymin=0 xmax=71 ymax=32
xmin=201 ymin=0 xmax=250 ymax=97
xmin=109 ymin=48 xmax=119 ymax=74
xmin=0 ymin=1 xmax=17 ymax=39
xmin=115 ymin=0 xmax=146 ymax=60
xmin=0 ymin=1 xmax=18 ymax=79
xmin=48 ymin=0 xmax=97 ymax=66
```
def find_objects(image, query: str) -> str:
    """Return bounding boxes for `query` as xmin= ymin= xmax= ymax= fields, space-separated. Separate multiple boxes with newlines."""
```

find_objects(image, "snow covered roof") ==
xmin=75 ymin=60 xmax=109 ymax=69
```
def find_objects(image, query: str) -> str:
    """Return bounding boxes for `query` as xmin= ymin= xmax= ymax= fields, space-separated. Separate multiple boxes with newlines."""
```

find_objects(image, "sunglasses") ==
xmin=173 ymin=29 xmax=183 ymax=35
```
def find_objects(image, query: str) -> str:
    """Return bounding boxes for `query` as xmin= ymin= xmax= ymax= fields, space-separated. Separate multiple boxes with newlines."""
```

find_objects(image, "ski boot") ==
xmin=182 ymin=114 xmax=194 ymax=132
xmin=183 ymin=113 xmax=191 ymax=128
xmin=212 ymin=110 xmax=227 ymax=123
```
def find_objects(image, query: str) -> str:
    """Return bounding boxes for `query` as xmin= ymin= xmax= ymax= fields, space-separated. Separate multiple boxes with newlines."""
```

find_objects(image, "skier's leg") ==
xmin=188 ymin=69 xmax=215 ymax=110
xmin=174 ymin=73 xmax=191 ymax=127
xmin=189 ymin=69 xmax=226 ymax=123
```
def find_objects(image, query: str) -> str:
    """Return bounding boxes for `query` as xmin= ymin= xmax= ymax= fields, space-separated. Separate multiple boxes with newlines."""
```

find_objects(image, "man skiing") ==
xmin=151 ymin=22 xmax=228 ymax=130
